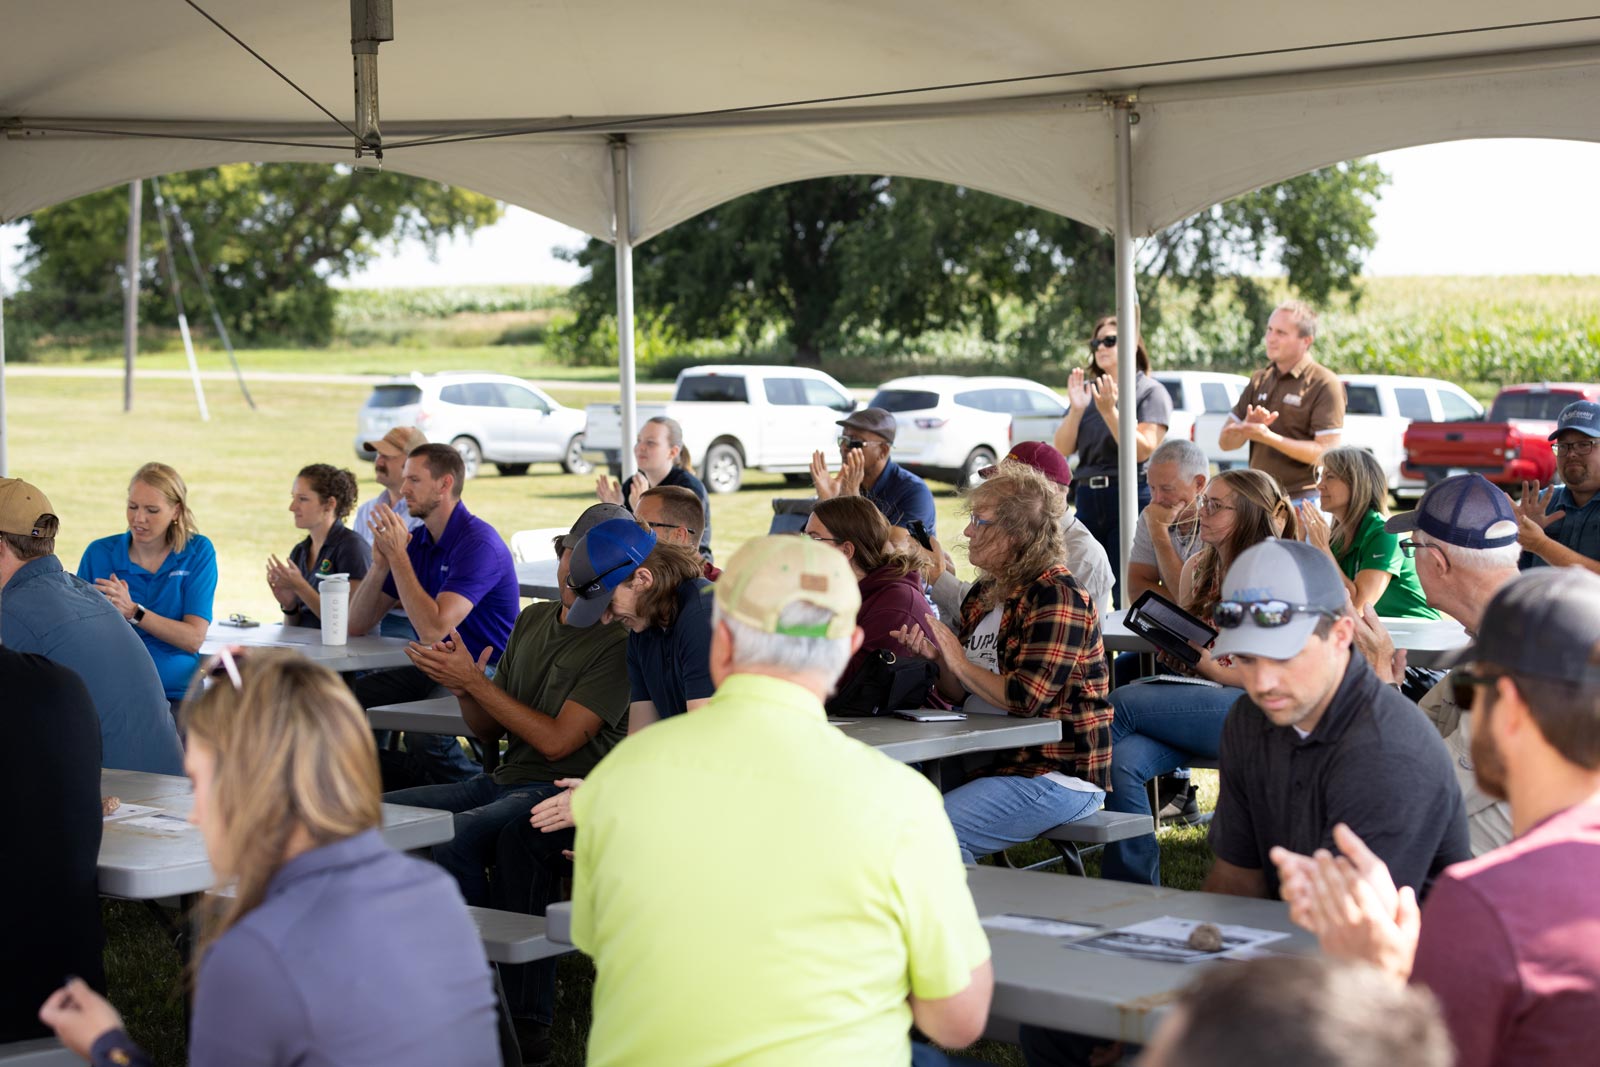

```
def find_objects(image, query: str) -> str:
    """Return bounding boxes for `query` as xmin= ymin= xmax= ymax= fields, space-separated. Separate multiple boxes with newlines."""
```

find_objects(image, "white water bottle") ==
xmin=319 ymin=573 xmax=350 ymax=646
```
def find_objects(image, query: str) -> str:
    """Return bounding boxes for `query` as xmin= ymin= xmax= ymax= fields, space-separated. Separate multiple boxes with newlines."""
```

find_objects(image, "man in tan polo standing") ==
xmin=1218 ymin=301 xmax=1345 ymax=505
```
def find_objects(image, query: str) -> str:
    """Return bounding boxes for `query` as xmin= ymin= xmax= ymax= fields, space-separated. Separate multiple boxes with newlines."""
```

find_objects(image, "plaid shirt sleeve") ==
xmin=989 ymin=567 xmax=1114 ymax=788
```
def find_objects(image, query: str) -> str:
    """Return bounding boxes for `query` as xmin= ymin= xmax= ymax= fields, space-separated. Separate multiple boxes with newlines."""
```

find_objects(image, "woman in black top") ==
xmin=595 ymin=416 xmax=714 ymax=562
xmin=266 ymin=464 xmax=370 ymax=627
xmin=1053 ymin=315 xmax=1171 ymax=606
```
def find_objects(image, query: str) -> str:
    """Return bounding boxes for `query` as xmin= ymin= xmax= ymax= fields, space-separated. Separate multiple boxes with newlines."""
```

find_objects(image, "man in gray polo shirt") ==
xmin=1203 ymin=539 xmax=1469 ymax=901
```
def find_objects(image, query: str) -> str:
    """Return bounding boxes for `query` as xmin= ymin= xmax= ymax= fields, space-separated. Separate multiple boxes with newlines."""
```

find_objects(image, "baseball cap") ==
xmin=364 ymin=426 xmax=429 ymax=457
xmin=557 ymin=503 xmax=634 ymax=555
xmin=715 ymin=536 xmax=861 ymax=639
xmin=1437 ymin=568 xmax=1600 ymax=687
xmin=1384 ymin=474 xmax=1519 ymax=550
xmin=837 ymin=407 xmax=898 ymax=445
xmin=565 ymin=519 xmax=656 ymax=628
xmin=0 ymin=478 xmax=58 ymax=538
xmin=1549 ymin=400 xmax=1600 ymax=441
xmin=983 ymin=442 xmax=1072 ymax=486
xmin=1210 ymin=540 xmax=1347 ymax=660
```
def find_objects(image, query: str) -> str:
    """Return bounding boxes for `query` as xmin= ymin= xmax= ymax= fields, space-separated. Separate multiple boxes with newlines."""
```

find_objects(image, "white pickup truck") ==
xmin=583 ymin=365 xmax=859 ymax=493
xmin=1189 ymin=373 xmax=1483 ymax=499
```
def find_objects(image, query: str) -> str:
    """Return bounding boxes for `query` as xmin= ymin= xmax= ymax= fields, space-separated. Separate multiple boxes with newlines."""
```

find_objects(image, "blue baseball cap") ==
xmin=566 ymin=518 xmax=656 ymax=627
xmin=1385 ymin=474 xmax=1519 ymax=550
xmin=1549 ymin=400 xmax=1600 ymax=441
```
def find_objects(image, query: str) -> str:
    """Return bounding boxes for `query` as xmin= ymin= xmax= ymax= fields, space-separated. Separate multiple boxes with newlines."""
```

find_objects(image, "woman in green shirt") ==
xmin=1301 ymin=446 xmax=1440 ymax=619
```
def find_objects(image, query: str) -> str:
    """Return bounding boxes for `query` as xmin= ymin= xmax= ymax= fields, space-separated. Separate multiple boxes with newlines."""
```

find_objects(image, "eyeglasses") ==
xmin=1554 ymin=440 xmax=1598 ymax=457
xmin=967 ymin=514 xmax=997 ymax=528
xmin=838 ymin=436 xmax=882 ymax=451
xmin=1092 ymin=335 xmax=1117 ymax=350
xmin=1195 ymin=495 xmax=1235 ymax=516
xmin=1449 ymin=667 xmax=1504 ymax=709
xmin=1398 ymin=537 xmax=1448 ymax=564
xmin=1212 ymin=600 xmax=1340 ymax=630
xmin=806 ymin=532 xmax=846 ymax=544
xmin=566 ymin=556 xmax=637 ymax=598
xmin=645 ymin=521 xmax=697 ymax=537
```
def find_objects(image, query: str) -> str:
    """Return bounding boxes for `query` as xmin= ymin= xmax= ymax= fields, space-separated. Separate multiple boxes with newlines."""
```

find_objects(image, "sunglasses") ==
xmin=203 ymin=646 xmax=245 ymax=691
xmin=1212 ymin=600 xmax=1340 ymax=630
xmin=838 ymin=436 xmax=881 ymax=451
xmin=1092 ymin=335 xmax=1117 ymax=350
xmin=566 ymin=556 xmax=638 ymax=598
xmin=1449 ymin=667 xmax=1503 ymax=709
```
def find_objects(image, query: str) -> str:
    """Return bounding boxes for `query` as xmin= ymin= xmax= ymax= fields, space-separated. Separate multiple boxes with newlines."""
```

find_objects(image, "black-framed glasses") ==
xmin=1398 ymin=537 xmax=1448 ymax=565
xmin=1554 ymin=440 xmax=1598 ymax=457
xmin=838 ymin=436 xmax=880 ymax=451
xmin=566 ymin=556 xmax=637 ymax=598
xmin=1212 ymin=600 xmax=1340 ymax=630
xmin=645 ymin=520 xmax=697 ymax=537
xmin=1092 ymin=335 xmax=1117 ymax=350
xmin=1450 ymin=667 xmax=1503 ymax=709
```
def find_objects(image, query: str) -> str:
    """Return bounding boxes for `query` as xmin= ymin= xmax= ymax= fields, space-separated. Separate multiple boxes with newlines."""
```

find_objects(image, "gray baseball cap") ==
xmin=1437 ymin=568 xmax=1600 ymax=687
xmin=556 ymin=503 xmax=634 ymax=555
xmin=1210 ymin=539 xmax=1348 ymax=661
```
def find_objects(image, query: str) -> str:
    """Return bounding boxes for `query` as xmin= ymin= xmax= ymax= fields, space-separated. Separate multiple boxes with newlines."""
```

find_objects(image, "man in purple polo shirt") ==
xmin=349 ymin=443 xmax=520 ymax=788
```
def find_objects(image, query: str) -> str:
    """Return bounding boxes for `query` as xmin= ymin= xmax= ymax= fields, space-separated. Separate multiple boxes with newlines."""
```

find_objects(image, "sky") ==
xmin=1 ymin=138 xmax=1597 ymax=295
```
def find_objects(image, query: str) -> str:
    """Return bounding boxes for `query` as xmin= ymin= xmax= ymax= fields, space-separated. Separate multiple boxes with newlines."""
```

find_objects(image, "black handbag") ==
xmin=826 ymin=649 xmax=939 ymax=717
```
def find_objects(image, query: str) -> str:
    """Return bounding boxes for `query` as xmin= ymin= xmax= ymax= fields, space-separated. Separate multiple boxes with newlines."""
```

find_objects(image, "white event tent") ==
xmin=4 ymin=1 xmax=1599 ymax=569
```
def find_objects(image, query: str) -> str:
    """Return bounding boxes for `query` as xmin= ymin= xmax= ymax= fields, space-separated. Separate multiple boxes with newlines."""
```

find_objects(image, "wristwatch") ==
xmin=131 ymin=603 xmax=147 ymax=626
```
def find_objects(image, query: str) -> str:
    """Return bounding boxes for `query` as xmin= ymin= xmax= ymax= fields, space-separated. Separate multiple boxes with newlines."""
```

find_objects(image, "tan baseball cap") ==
xmin=0 ymin=478 xmax=59 ymax=538
xmin=715 ymin=535 xmax=860 ymax=639
xmin=365 ymin=426 xmax=429 ymax=457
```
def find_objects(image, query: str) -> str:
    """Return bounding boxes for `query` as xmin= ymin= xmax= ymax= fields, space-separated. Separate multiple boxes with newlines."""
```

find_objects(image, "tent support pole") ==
xmin=611 ymin=139 xmax=638 ymax=482
xmin=1112 ymin=99 xmax=1139 ymax=605
xmin=124 ymin=180 xmax=142 ymax=413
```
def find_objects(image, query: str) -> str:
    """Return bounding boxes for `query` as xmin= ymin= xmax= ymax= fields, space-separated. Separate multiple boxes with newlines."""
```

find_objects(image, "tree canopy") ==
xmin=10 ymin=164 xmax=500 ymax=350
xmin=557 ymin=162 xmax=1386 ymax=371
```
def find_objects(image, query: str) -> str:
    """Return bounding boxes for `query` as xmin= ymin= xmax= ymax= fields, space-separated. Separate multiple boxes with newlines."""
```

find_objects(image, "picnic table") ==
xmin=1100 ymin=609 xmax=1470 ymax=669
xmin=516 ymin=558 xmax=561 ymax=600
xmin=99 ymin=769 xmax=454 ymax=900
xmin=201 ymin=621 xmax=414 ymax=673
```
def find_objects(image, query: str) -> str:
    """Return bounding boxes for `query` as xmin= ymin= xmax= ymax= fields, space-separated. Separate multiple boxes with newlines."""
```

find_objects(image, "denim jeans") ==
xmin=385 ymin=774 xmax=561 ymax=907
xmin=1073 ymin=481 xmax=1151 ymax=610
xmin=352 ymin=665 xmax=482 ymax=788
xmin=378 ymin=612 xmax=418 ymax=640
xmin=943 ymin=774 xmax=1105 ymax=865
xmin=1100 ymin=679 xmax=1241 ymax=885
xmin=493 ymin=817 xmax=575 ymax=1027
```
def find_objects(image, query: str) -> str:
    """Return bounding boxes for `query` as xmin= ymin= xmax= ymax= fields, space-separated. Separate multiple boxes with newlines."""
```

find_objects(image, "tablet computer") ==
xmin=1125 ymin=590 xmax=1218 ymax=667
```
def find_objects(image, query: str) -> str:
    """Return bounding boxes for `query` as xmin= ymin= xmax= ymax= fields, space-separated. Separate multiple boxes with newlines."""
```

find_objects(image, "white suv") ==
xmin=353 ymin=372 xmax=592 ymax=479
xmin=870 ymin=375 xmax=1068 ymax=487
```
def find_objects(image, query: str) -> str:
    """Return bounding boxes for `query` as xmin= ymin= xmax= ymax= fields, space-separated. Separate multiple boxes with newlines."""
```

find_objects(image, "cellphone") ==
xmin=905 ymin=519 xmax=933 ymax=551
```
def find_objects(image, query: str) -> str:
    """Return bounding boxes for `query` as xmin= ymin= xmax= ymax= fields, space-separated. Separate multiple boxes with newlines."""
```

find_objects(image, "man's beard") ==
xmin=1470 ymin=702 xmax=1509 ymax=801
xmin=408 ymin=494 xmax=436 ymax=520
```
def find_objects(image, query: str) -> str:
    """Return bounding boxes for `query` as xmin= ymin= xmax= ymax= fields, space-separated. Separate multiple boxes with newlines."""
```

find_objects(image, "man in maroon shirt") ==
xmin=1273 ymin=566 xmax=1600 ymax=1067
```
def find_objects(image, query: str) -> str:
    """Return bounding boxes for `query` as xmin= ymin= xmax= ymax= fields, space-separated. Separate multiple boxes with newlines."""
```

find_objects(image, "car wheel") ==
xmin=702 ymin=443 xmax=744 ymax=494
xmin=495 ymin=463 xmax=530 ymax=477
xmin=451 ymin=436 xmax=483 ymax=480
xmin=562 ymin=435 xmax=594 ymax=475
xmin=960 ymin=447 xmax=998 ymax=489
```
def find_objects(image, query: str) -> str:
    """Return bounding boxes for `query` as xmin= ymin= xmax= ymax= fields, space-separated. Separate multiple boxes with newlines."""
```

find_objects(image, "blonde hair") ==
xmin=182 ymin=650 xmax=382 ymax=969
xmin=1273 ymin=300 xmax=1319 ymax=341
xmin=130 ymin=462 xmax=200 ymax=553
xmin=967 ymin=460 xmax=1066 ymax=610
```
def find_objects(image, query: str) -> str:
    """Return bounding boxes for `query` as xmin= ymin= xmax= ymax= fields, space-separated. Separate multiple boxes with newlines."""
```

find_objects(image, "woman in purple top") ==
xmin=805 ymin=496 xmax=938 ymax=691
xmin=39 ymin=649 xmax=498 ymax=1067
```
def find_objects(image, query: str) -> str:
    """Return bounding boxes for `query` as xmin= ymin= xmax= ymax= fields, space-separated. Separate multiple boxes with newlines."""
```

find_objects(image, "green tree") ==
xmin=558 ymin=161 xmax=1386 ymax=371
xmin=12 ymin=163 xmax=501 ymax=349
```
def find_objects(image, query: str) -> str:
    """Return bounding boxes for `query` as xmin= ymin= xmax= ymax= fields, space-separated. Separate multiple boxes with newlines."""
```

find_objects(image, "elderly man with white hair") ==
xmin=1125 ymin=438 xmax=1209 ymax=605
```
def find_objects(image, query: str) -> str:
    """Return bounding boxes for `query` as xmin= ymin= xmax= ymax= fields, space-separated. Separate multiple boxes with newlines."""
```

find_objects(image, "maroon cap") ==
xmin=990 ymin=441 xmax=1072 ymax=487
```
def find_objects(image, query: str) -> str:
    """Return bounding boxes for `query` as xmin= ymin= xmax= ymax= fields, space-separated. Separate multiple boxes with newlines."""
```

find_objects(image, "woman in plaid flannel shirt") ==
xmin=894 ymin=460 xmax=1113 ymax=863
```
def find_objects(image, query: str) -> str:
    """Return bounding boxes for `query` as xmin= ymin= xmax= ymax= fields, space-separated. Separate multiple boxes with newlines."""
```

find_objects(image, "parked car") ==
xmin=583 ymin=365 xmax=858 ymax=493
xmin=1190 ymin=374 xmax=1483 ymax=499
xmin=869 ymin=375 xmax=1067 ymax=487
xmin=1402 ymin=382 xmax=1600 ymax=490
xmin=1151 ymin=370 xmax=1250 ymax=448
xmin=352 ymin=371 xmax=591 ymax=479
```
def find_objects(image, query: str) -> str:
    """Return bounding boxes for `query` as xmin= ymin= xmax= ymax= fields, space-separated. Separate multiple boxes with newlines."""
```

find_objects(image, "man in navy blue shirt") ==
xmin=1514 ymin=400 xmax=1600 ymax=575
xmin=349 ymin=444 xmax=521 ymax=787
xmin=811 ymin=407 xmax=938 ymax=536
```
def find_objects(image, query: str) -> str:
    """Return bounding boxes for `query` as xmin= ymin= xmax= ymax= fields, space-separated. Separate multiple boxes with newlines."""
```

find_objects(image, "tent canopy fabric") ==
xmin=3 ymin=1 xmax=1599 ymax=238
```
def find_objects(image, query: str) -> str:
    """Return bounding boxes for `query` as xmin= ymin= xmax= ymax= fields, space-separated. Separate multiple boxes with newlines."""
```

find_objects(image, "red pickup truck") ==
xmin=1401 ymin=383 xmax=1600 ymax=490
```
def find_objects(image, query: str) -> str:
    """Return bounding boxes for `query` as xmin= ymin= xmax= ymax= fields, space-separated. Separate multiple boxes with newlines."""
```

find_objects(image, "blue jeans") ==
xmin=1073 ymin=481 xmax=1150 ymax=610
xmin=943 ymin=775 xmax=1105 ymax=865
xmin=378 ymin=612 xmax=417 ymax=640
xmin=385 ymin=775 xmax=561 ymax=907
xmin=1100 ymin=680 xmax=1241 ymax=885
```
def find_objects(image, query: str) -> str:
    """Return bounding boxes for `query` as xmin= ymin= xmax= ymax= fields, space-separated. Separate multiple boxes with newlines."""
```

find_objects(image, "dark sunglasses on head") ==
xmin=1449 ymin=667 xmax=1503 ymax=709
xmin=566 ymin=556 xmax=637 ymax=598
xmin=1091 ymin=335 xmax=1117 ymax=350
xmin=1212 ymin=600 xmax=1340 ymax=630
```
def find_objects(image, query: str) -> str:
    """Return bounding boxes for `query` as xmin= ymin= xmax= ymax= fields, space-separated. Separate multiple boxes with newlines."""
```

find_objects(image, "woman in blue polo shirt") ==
xmin=78 ymin=462 xmax=217 ymax=704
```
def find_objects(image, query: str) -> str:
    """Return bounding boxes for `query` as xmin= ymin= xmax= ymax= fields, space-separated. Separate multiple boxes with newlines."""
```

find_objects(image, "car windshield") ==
xmin=677 ymin=375 xmax=749 ymax=402
xmin=1490 ymin=391 xmax=1586 ymax=421
xmin=367 ymin=385 xmax=422 ymax=408
xmin=870 ymin=389 xmax=941 ymax=412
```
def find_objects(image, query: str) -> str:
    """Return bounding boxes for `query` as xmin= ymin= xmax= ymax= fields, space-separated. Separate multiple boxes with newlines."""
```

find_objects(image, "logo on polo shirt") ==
xmin=1283 ymin=393 xmax=1303 ymax=407
xmin=318 ymin=559 xmax=333 ymax=574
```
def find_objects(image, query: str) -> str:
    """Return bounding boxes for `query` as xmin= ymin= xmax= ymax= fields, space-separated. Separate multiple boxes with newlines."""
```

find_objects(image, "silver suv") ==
xmin=353 ymin=372 xmax=592 ymax=479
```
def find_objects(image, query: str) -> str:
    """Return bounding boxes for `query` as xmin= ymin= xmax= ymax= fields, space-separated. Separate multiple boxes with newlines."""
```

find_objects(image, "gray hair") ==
xmin=713 ymin=601 xmax=853 ymax=683
xmin=1147 ymin=438 xmax=1207 ymax=482
xmin=1430 ymin=536 xmax=1523 ymax=573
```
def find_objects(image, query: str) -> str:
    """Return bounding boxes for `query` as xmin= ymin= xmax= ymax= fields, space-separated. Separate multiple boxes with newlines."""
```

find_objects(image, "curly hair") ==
xmin=1186 ymin=468 xmax=1298 ymax=618
xmin=296 ymin=463 xmax=360 ymax=523
xmin=966 ymin=460 xmax=1066 ymax=610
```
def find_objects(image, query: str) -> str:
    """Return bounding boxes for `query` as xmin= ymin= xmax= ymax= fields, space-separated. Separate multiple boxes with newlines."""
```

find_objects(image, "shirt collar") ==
xmin=266 ymin=828 xmax=388 ymax=897
xmin=711 ymin=672 xmax=826 ymax=722
xmin=1261 ymin=650 xmax=1370 ymax=746
xmin=1278 ymin=353 xmax=1315 ymax=379
xmin=420 ymin=499 xmax=472 ymax=550
xmin=11 ymin=553 xmax=64 ymax=588
xmin=869 ymin=458 xmax=903 ymax=496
